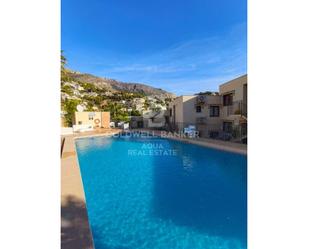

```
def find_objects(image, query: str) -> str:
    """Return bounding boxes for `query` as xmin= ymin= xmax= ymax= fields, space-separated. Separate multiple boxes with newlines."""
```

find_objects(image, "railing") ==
xmin=165 ymin=121 xmax=247 ymax=144
xmin=223 ymin=101 xmax=247 ymax=117
xmin=166 ymin=122 xmax=194 ymax=133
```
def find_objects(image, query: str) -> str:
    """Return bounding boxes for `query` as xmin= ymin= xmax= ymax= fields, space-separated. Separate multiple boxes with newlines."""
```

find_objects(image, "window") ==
xmin=88 ymin=112 xmax=95 ymax=120
xmin=223 ymin=122 xmax=233 ymax=133
xmin=209 ymin=106 xmax=220 ymax=117
xmin=78 ymin=121 xmax=82 ymax=125
xmin=169 ymin=108 xmax=172 ymax=117
xmin=223 ymin=94 xmax=233 ymax=106
xmin=196 ymin=105 xmax=202 ymax=113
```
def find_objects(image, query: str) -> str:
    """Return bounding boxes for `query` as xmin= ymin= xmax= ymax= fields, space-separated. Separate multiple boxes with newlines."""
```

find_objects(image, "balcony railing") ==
xmin=223 ymin=101 xmax=247 ymax=117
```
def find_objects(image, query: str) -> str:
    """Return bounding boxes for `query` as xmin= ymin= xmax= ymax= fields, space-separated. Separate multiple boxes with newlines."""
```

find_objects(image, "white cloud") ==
xmin=87 ymin=22 xmax=247 ymax=95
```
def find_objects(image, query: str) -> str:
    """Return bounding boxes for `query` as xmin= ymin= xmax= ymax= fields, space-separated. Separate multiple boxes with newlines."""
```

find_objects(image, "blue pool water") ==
xmin=76 ymin=136 xmax=247 ymax=249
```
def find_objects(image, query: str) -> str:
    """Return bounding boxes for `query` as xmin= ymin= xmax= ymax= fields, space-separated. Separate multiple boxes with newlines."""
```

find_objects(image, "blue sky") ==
xmin=62 ymin=0 xmax=247 ymax=95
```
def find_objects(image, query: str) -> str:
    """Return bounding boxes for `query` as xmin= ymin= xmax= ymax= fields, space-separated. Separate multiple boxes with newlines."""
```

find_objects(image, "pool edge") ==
xmin=73 ymin=129 xmax=247 ymax=155
xmin=61 ymin=131 xmax=121 ymax=249
xmin=61 ymin=129 xmax=246 ymax=248
xmin=61 ymin=135 xmax=95 ymax=249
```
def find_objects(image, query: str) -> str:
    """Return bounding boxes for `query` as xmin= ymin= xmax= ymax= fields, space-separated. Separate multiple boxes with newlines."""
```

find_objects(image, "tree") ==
xmin=63 ymin=99 xmax=81 ymax=126
xmin=61 ymin=84 xmax=73 ymax=95
xmin=61 ymin=50 xmax=72 ymax=82
xmin=151 ymin=106 xmax=162 ymax=112
xmin=144 ymin=99 xmax=150 ymax=110
xmin=61 ymin=50 xmax=67 ymax=70
xmin=164 ymin=97 xmax=172 ymax=104
xmin=102 ymin=102 xmax=130 ymax=122
xmin=130 ymin=109 xmax=141 ymax=116
xmin=196 ymin=91 xmax=219 ymax=96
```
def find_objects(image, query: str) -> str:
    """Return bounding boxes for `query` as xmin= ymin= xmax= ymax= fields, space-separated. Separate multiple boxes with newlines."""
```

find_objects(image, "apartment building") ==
xmin=219 ymin=74 xmax=247 ymax=140
xmin=195 ymin=94 xmax=223 ymax=138
xmin=167 ymin=95 xmax=222 ymax=137
xmin=167 ymin=74 xmax=247 ymax=142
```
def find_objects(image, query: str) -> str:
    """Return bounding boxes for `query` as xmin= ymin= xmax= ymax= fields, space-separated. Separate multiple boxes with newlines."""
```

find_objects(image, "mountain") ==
xmin=61 ymin=69 xmax=176 ymax=126
xmin=67 ymin=71 xmax=175 ymax=99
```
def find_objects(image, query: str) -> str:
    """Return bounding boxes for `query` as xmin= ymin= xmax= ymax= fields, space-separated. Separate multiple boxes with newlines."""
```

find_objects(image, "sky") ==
xmin=62 ymin=0 xmax=247 ymax=96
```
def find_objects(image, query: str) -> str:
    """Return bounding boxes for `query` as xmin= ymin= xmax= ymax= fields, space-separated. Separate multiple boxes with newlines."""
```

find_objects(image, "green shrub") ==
xmin=63 ymin=99 xmax=81 ymax=126
xmin=130 ymin=109 xmax=141 ymax=116
xmin=61 ymin=85 xmax=73 ymax=95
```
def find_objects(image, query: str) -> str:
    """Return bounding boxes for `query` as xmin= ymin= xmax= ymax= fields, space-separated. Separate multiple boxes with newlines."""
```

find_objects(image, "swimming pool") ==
xmin=76 ymin=136 xmax=247 ymax=249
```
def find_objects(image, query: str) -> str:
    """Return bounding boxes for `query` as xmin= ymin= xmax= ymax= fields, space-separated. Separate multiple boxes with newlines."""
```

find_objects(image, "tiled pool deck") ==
xmin=61 ymin=128 xmax=247 ymax=249
xmin=61 ymin=129 xmax=121 ymax=249
xmin=61 ymin=134 xmax=94 ymax=249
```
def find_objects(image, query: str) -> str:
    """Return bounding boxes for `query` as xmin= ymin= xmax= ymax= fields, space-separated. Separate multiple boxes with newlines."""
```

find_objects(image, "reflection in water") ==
xmin=76 ymin=136 xmax=247 ymax=249
xmin=152 ymin=140 xmax=247 ymax=245
xmin=182 ymin=155 xmax=194 ymax=172
xmin=76 ymin=137 xmax=113 ymax=154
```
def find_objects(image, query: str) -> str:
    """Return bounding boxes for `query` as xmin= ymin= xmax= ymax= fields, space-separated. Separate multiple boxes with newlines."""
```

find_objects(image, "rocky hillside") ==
xmin=67 ymin=71 xmax=175 ymax=99
xmin=61 ymin=68 xmax=175 ymax=126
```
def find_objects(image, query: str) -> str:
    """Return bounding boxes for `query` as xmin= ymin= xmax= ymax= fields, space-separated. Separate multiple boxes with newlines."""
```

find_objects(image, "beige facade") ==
xmin=220 ymin=75 xmax=247 ymax=102
xmin=168 ymin=95 xmax=222 ymax=137
xmin=167 ymin=74 xmax=247 ymax=140
xmin=219 ymin=74 xmax=247 ymax=123
xmin=169 ymin=96 xmax=196 ymax=124
xmin=195 ymin=95 xmax=223 ymax=137
xmin=74 ymin=112 xmax=110 ymax=128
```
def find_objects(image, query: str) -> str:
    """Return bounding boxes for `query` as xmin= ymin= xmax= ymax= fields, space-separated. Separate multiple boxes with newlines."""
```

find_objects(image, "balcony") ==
xmin=223 ymin=101 xmax=247 ymax=117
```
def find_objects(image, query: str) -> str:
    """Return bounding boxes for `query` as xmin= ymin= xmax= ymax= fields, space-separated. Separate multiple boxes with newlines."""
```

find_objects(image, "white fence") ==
xmin=61 ymin=127 xmax=73 ymax=135
xmin=72 ymin=124 xmax=93 ymax=133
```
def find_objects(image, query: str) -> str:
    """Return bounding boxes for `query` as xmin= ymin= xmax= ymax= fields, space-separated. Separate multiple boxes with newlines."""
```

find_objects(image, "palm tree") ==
xmin=61 ymin=50 xmax=67 ymax=71
xmin=61 ymin=50 xmax=70 ymax=82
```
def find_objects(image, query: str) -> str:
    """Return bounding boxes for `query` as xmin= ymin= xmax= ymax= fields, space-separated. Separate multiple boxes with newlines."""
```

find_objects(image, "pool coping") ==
xmin=145 ymin=130 xmax=247 ymax=155
xmin=61 ymin=130 xmax=121 ymax=249
xmin=162 ymin=134 xmax=247 ymax=155
xmin=61 ymin=135 xmax=95 ymax=249
xmin=74 ymin=130 xmax=247 ymax=155
xmin=61 ymin=129 xmax=246 ymax=248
